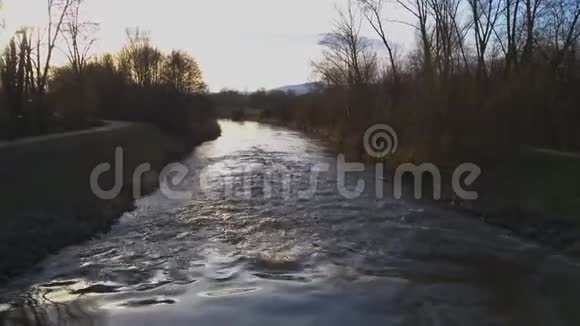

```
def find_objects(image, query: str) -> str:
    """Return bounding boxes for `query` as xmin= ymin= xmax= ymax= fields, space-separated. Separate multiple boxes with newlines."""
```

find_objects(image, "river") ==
xmin=1 ymin=120 xmax=580 ymax=325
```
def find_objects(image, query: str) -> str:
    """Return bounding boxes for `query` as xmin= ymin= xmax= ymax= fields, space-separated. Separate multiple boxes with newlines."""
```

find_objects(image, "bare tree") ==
xmin=1 ymin=30 xmax=37 ymax=136
xmin=521 ymin=0 xmax=545 ymax=64
xmin=118 ymin=28 xmax=163 ymax=87
xmin=2 ymin=40 xmax=22 ymax=118
xmin=539 ymin=0 xmax=580 ymax=69
xmin=34 ymin=0 xmax=74 ymax=98
xmin=358 ymin=0 xmax=400 ymax=84
xmin=161 ymin=50 xmax=207 ymax=94
xmin=396 ymin=0 xmax=434 ymax=76
xmin=312 ymin=1 xmax=378 ymax=117
xmin=469 ymin=0 xmax=504 ymax=79
xmin=313 ymin=3 xmax=377 ymax=88
xmin=62 ymin=0 xmax=99 ymax=78
xmin=426 ymin=0 xmax=467 ymax=81
xmin=499 ymin=0 xmax=523 ymax=73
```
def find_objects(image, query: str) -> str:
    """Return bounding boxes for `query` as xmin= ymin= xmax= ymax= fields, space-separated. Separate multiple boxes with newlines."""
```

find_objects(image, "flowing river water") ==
xmin=2 ymin=120 xmax=580 ymax=325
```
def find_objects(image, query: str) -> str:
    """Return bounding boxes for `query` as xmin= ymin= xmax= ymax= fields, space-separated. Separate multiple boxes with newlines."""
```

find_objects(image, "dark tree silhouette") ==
xmin=162 ymin=50 xmax=208 ymax=94
xmin=118 ymin=28 xmax=163 ymax=88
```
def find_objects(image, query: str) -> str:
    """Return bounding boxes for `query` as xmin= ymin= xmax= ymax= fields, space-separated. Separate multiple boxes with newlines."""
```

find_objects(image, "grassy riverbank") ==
xmin=0 ymin=121 xmax=220 ymax=282
xmin=474 ymin=149 xmax=580 ymax=252
xmin=252 ymin=117 xmax=580 ymax=254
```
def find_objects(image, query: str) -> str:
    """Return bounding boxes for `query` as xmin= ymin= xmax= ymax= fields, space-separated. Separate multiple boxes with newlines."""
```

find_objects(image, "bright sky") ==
xmin=1 ymin=0 xmax=413 ymax=92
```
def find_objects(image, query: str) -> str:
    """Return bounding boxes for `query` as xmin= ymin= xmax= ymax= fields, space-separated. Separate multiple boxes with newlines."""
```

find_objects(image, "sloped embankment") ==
xmin=0 ymin=121 xmax=196 ymax=281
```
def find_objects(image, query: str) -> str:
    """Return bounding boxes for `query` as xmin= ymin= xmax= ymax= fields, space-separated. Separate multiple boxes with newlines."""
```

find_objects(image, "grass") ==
xmin=518 ymin=148 xmax=580 ymax=221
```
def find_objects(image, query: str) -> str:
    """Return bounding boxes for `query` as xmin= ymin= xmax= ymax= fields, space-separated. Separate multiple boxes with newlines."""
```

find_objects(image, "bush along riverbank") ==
xmin=0 ymin=120 xmax=221 ymax=282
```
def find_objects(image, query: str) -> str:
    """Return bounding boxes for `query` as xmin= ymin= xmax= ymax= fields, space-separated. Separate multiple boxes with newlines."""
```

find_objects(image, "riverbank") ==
xmin=4 ymin=120 xmax=580 ymax=326
xmin=0 ymin=120 xmax=220 ymax=282
xmin=446 ymin=148 xmax=580 ymax=255
xmin=256 ymin=118 xmax=580 ymax=256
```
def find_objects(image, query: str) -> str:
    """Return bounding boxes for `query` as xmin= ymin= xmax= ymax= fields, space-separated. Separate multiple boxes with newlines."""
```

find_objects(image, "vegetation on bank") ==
xmin=213 ymin=0 xmax=580 ymax=247
xmin=0 ymin=0 xmax=219 ymax=143
xmin=218 ymin=0 xmax=580 ymax=167
xmin=0 ymin=0 xmax=220 ymax=279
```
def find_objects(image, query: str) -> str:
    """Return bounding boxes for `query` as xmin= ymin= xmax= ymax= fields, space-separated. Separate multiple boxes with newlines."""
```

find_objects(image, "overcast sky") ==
xmin=1 ymin=0 xmax=413 ymax=92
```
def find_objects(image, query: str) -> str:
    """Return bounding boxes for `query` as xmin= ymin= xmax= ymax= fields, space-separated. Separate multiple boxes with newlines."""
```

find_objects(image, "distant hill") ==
xmin=271 ymin=82 xmax=322 ymax=95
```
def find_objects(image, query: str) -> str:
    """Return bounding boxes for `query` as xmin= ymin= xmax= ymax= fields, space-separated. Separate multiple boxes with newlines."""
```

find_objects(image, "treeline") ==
xmin=0 ymin=0 xmax=218 ymax=142
xmin=212 ymin=89 xmax=301 ymax=121
xmin=245 ymin=0 xmax=580 ymax=165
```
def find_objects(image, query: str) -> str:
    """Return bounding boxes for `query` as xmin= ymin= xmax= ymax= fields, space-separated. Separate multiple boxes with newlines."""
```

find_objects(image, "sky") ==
xmin=1 ymin=0 xmax=413 ymax=92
